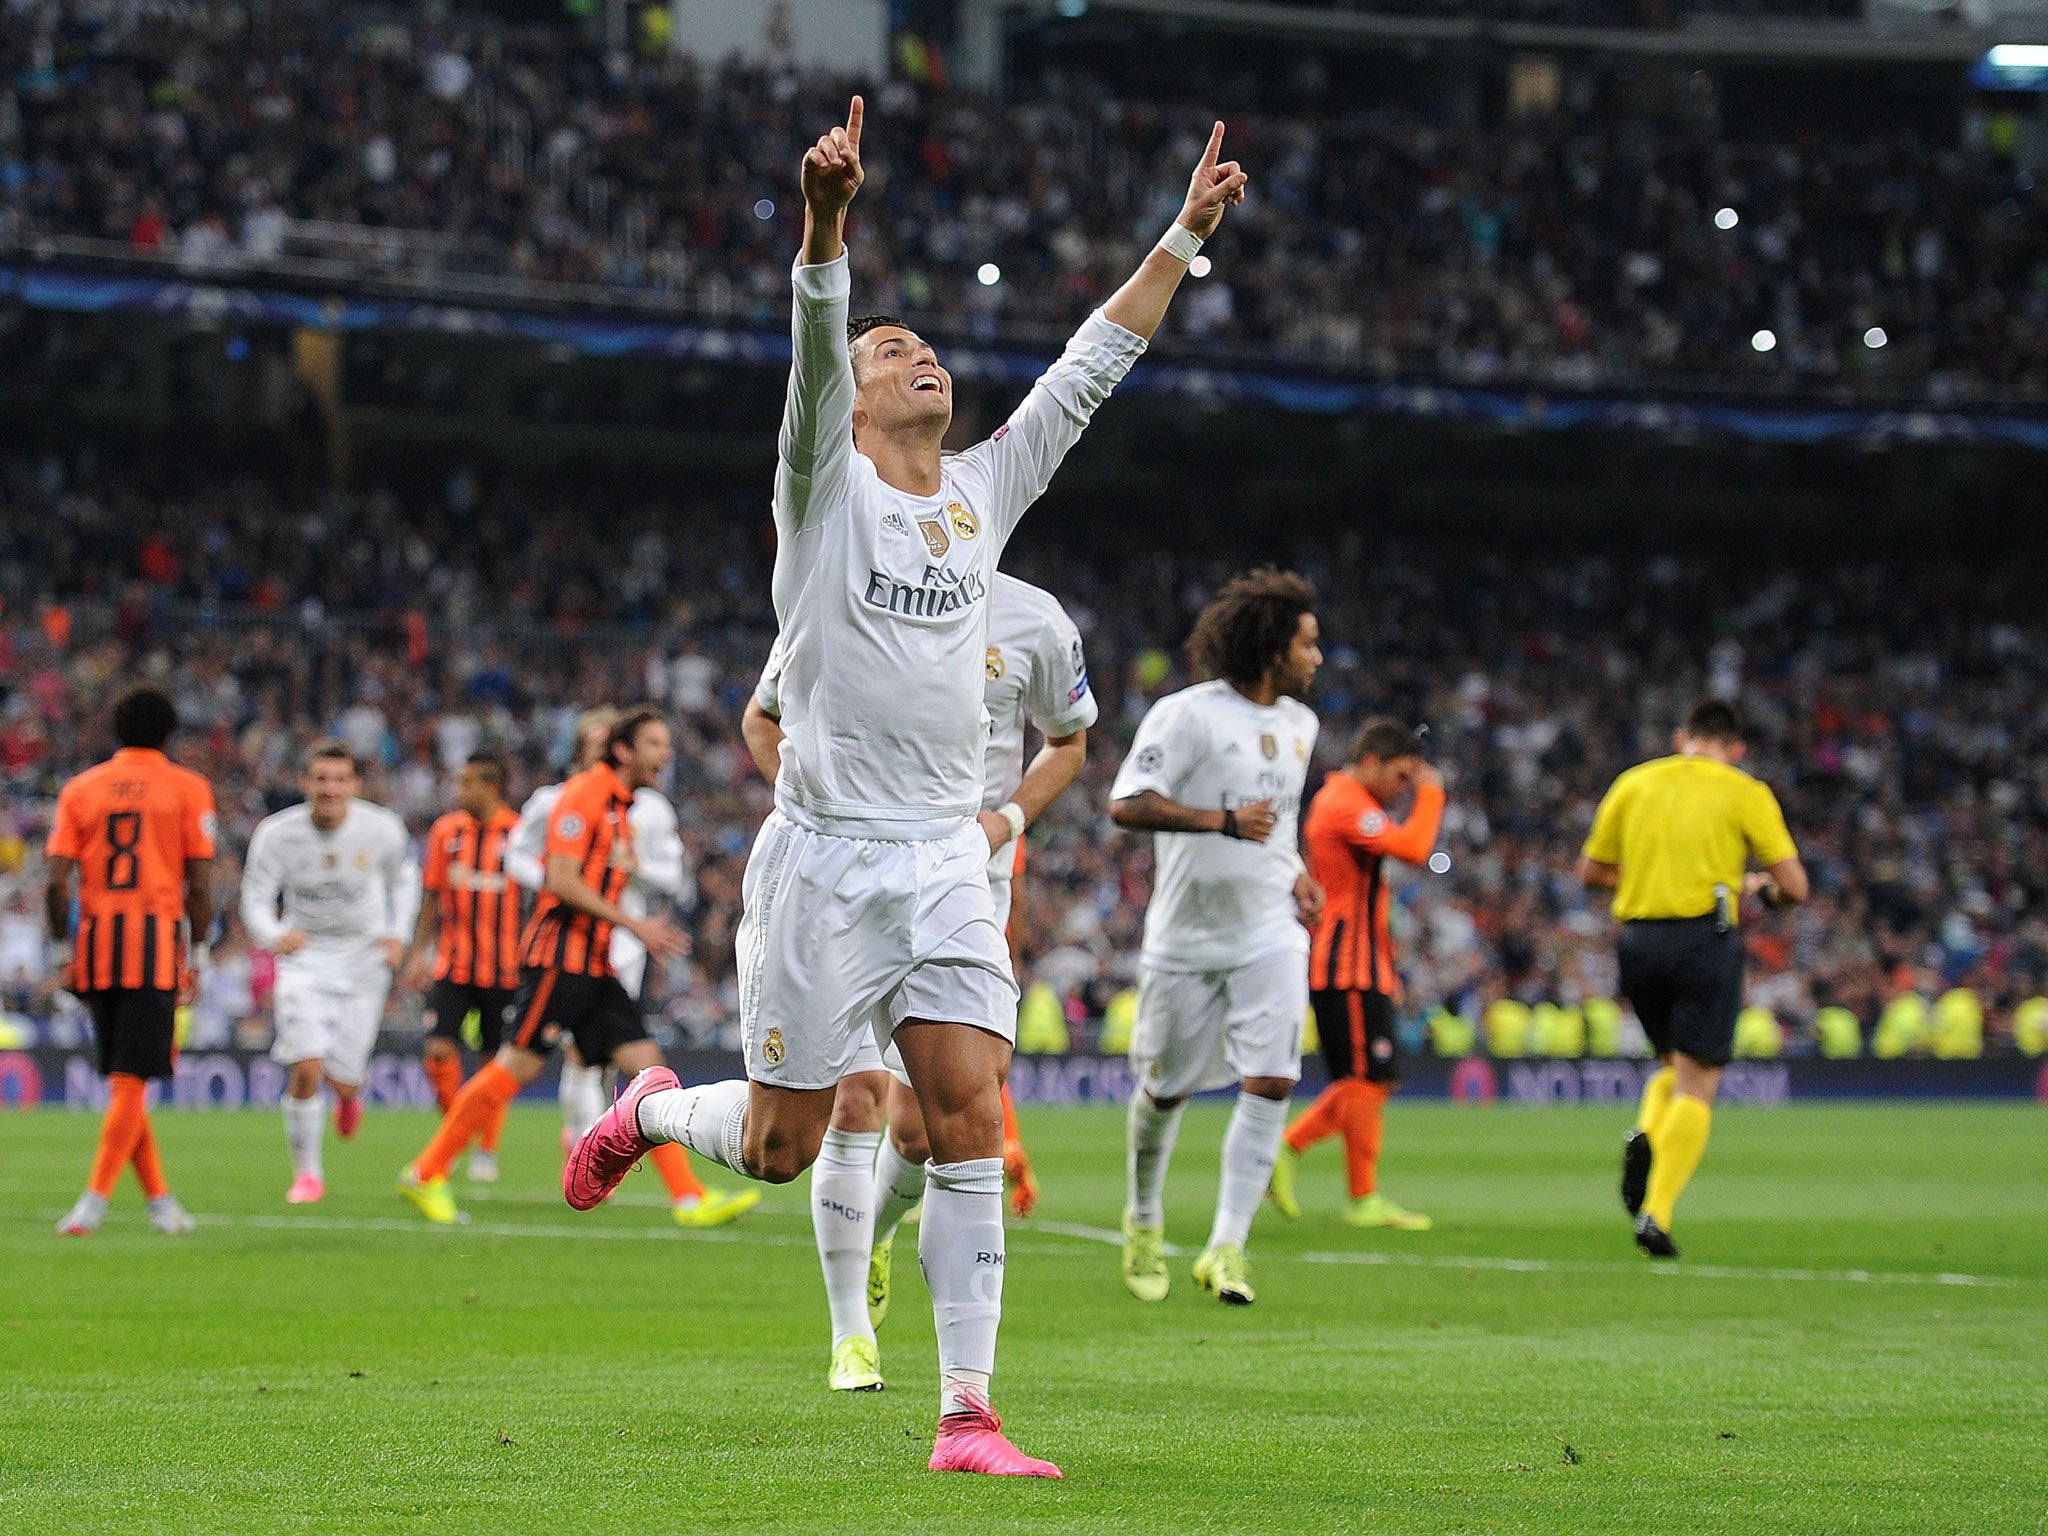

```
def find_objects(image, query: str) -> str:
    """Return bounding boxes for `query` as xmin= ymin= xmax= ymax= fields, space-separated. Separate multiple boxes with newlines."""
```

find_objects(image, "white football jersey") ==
xmin=611 ymin=786 xmax=690 ymax=982
xmin=756 ymin=572 xmax=1098 ymax=878
xmin=504 ymin=781 xmax=560 ymax=893
xmin=1111 ymin=680 xmax=1319 ymax=972
xmin=766 ymin=252 xmax=1142 ymax=840
xmin=240 ymin=798 xmax=417 ymax=985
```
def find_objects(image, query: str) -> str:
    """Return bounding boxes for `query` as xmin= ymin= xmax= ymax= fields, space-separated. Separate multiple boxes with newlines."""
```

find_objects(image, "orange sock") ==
xmin=130 ymin=1111 xmax=169 ymax=1200
xmin=1285 ymin=1080 xmax=1352 ymax=1156
xmin=88 ymin=1074 xmax=150 ymax=1197
xmin=1342 ymin=1081 xmax=1390 ymax=1199
xmin=999 ymin=1083 xmax=1022 ymax=1146
xmin=414 ymin=1062 xmax=519 ymax=1181
xmin=650 ymin=1142 xmax=705 ymax=1202
xmin=480 ymin=1093 xmax=509 ymax=1154
xmin=422 ymin=1051 xmax=464 ymax=1114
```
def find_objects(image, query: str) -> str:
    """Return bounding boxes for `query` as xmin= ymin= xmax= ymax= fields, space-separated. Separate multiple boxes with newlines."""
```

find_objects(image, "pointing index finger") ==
xmin=1200 ymin=119 xmax=1224 ymax=171
xmin=845 ymin=94 xmax=864 ymax=151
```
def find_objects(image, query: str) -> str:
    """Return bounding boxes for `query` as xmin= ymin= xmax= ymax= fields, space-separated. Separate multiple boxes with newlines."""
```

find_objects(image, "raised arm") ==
xmin=777 ymin=96 xmax=865 ymax=533
xmin=1101 ymin=121 xmax=1248 ymax=343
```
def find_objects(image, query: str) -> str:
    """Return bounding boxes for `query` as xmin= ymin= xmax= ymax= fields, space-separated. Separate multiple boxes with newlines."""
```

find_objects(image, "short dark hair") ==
xmin=606 ymin=706 xmax=667 ymax=766
xmin=464 ymin=752 xmax=508 ymax=792
xmin=848 ymin=314 xmax=909 ymax=346
xmin=1347 ymin=716 xmax=1425 ymax=767
xmin=112 ymin=688 xmax=177 ymax=750
xmin=1684 ymin=698 xmax=1746 ymax=745
xmin=1186 ymin=567 xmax=1319 ymax=691
xmin=305 ymin=741 xmax=358 ymax=774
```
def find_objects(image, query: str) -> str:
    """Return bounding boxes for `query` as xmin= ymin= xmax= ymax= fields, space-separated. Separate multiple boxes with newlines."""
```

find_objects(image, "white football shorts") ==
xmin=1131 ymin=948 xmax=1308 ymax=1099
xmin=868 ymin=868 xmax=1016 ymax=1087
xmin=738 ymin=811 xmax=1018 ymax=1092
xmin=269 ymin=967 xmax=392 ymax=1086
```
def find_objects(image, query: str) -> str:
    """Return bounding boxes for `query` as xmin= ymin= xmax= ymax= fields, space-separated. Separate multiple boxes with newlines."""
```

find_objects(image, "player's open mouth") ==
xmin=913 ymin=374 xmax=943 ymax=392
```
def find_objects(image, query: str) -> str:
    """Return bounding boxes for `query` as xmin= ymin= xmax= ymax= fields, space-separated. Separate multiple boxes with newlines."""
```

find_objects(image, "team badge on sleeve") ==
xmin=557 ymin=813 xmax=585 ymax=842
xmin=1135 ymin=745 xmax=1164 ymax=774
xmin=1359 ymin=810 xmax=1389 ymax=836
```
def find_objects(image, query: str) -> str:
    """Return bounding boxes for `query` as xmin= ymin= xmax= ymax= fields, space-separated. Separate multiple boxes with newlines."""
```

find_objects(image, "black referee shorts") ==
xmin=84 ymin=988 xmax=179 ymax=1080
xmin=1617 ymin=917 xmax=1744 ymax=1069
xmin=1311 ymin=988 xmax=1403 ymax=1086
xmin=421 ymin=979 xmax=517 ymax=1054
xmin=505 ymin=968 xmax=648 ymax=1068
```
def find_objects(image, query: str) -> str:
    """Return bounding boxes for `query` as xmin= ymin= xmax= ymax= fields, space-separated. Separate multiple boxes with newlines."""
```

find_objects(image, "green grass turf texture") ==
xmin=1 ymin=1099 xmax=2042 ymax=1534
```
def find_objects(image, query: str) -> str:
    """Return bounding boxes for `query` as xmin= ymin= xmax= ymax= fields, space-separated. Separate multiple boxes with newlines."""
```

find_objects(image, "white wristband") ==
xmin=997 ymin=802 xmax=1027 ymax=845
xmin=1157 ymin=223 xmax=1203 ymax=264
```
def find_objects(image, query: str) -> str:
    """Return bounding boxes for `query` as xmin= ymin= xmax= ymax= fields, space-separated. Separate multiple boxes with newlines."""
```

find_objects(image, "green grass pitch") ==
xmin=2 ymin=1098 xmax=2043 ymax=1534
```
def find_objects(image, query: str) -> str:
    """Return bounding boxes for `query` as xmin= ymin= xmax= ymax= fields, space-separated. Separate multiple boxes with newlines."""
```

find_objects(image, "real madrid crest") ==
xmin=986 ymin=646 xmax=1006 ymax=681
xmin=918 ymin=518 xmax=950 ymax=560
xmin=1260 ymin=733 xmax=1278 ymax=760
xmin=947 ymin=500 xmax=979 ymax=540
xmin=763 ymin=1028 xmax=786 ymax=1067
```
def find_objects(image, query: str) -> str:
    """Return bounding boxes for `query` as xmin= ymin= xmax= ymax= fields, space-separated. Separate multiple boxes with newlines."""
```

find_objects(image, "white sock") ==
xmin=636 ymin=1080 xmax=750 ymax=1176
xmin=1208 ymin=1091 xmax=1289 ymax=1251
xmin=872 ymin=1136 xmax=928 ymax=1246
xmin=284 ymin=1091 xmax=325 ymax=1180
xmin=920 ymin=1157 xmax=1005 ymax=1419
xmin=1126 ymin=1088 xmax=1184 ymax=1227
xmin=812 ymin=1128 xmax=882 ymax=1348
xmin=559 ymin=1062 xmax=606 ymax=1141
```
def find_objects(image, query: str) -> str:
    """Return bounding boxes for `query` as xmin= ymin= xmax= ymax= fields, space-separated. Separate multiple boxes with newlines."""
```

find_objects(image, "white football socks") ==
xmin=283 ymin=1091 xmax=325 ymax=1179
xmin=1208 ymin=1091 xmax=1288 ymax=1250
xmin=872 ymin=1136 xmax=928 ymax=1246
xmin=559 ymin=1061 xmax=606 ymax=1142
xmin=1126 ymin=1088 xmax=1184 ymax=1227
xmin=636 ymin=1080 xmax=751 ymax=1176
xmin=812 ymin=1128 xmax=882 ymax=1348
xmin=920 ymin=1157 xmax=1005 ymax=1419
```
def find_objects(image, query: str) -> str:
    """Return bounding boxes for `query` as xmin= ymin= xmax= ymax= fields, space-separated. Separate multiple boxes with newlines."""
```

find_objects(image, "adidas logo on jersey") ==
xmin=881 ymin=511 xmax=910 ymax=535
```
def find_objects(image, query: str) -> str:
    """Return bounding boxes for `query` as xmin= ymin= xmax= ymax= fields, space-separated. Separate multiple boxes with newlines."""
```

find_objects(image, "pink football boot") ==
xmin=333 ymin=1094 xmax=363 ymax=1139
xmin=928 ymin=1392 xmax=1062 ymax=1479
xmin=286 ymin=1174 xmax=325 ymax=1204
xmin=563 ymin=1066 xmax=678 ymax=1211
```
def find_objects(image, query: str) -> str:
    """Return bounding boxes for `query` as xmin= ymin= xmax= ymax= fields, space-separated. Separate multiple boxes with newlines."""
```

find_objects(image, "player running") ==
xmin=1580 ymin=698 xmax=1807 ymax=1259
xmin=402 ymin=752 xmax=524 ymax=1183
xmin=566 ymin=96 xmax=1243 ymax=1475
xmin=1109 ymin=568 xmax=1323 ymax=1306
xmin=507 ymin=707 xmax=616 ymax=1152
xmin=47 ymin=688 xmax=216 ymax=1237
xmin=241 ymin=744 xmax=416 ymax=1204
xmin=1269 ymin=718 xmax=1445 ymax=1230
xmin=743 ymin=570 xmax=1095 ymax=1393
xmin=399 ymin=708 xmax=731 ymax=1226
xmin=505 ymin=707 xmax=752 ymax=1226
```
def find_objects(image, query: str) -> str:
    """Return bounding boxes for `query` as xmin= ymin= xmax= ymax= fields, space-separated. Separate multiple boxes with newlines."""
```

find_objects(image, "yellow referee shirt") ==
xmin=1582 ymin=755 xmax=1798 ymax=925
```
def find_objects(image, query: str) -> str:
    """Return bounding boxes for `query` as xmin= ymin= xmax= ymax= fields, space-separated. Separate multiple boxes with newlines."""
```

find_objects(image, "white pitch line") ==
xmin=1299 ymin=1249 xmax=2040 ymax=1290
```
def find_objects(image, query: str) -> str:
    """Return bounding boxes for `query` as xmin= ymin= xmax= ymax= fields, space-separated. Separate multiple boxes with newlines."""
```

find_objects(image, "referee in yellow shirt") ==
xmin=1579 ymin=699 xmax=1808 ymax=1259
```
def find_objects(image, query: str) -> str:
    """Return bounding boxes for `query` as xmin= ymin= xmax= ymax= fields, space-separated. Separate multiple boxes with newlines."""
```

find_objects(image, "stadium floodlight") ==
xmin=1751 ymin=329 xmax=1777 ymax=352
xmin=1714 ymin=207 xmax=1739 ymax=230
xmin=977 ymin=263 xmax=1002 ymax=286
xmin=1987 ymin=44 xmax=2048 ymax=68
xmin=1428 ymin=852 xmax=1452 ymax=874
xmin=753 ymin=199 xmax=775 ymax=220
xmin=1056 ymin=0 xmax=1088 ymax=14
xmin=1189 ymin=254 xmax=1212 ymax=278
xmin=1864 ymin=327 xmax=1888 ymax=349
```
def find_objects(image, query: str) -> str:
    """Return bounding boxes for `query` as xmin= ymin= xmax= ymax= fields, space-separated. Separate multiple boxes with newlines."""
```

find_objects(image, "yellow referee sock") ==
xmin=1633 ymin=1065 xmax=1675 ymax=1134
xmin=1644 ymin=1094 xmax=1711 ymax=1230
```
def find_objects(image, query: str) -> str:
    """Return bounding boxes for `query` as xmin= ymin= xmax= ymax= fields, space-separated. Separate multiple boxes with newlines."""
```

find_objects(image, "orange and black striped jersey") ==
xmin=1306 ymin=771 xmax=1446 ymax=999
xmin=422 ymin=806 xmax=523 ymax=989
xmin=518 ymin=763 xmax=634 ymax=977
xmin=46 ymin=747 xmax=217 ymax=992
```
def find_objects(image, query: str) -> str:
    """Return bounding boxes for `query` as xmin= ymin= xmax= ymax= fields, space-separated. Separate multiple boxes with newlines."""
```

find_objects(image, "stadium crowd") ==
xmin=4 ymin=1 xmax=2046 ymax=402
xmin=2 ymin=449 xmax=2045 ymax=1060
